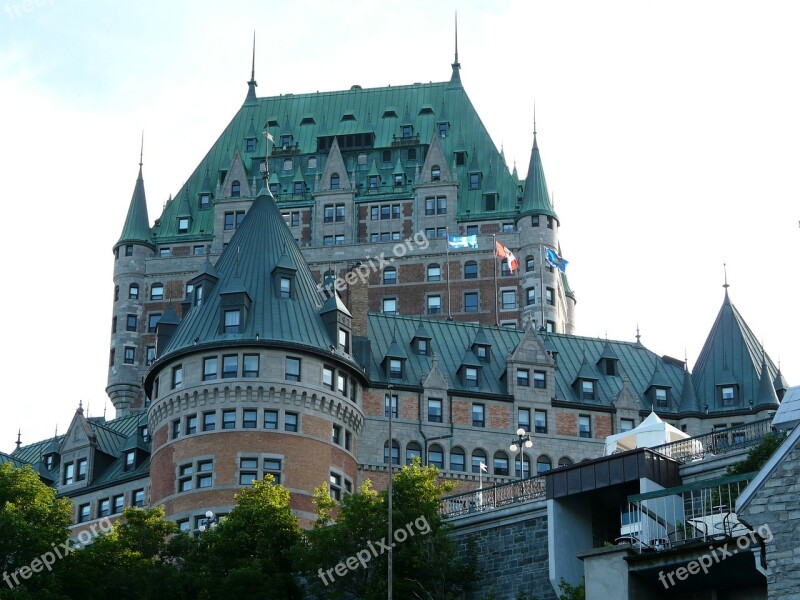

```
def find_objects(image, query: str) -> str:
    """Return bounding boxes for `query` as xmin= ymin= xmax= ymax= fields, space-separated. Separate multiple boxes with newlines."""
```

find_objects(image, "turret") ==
xmin=108 ymin=148 xmax=155 ymax=418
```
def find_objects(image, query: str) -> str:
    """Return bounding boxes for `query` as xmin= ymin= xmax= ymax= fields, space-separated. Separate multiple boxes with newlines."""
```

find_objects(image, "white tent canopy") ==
xmin=604 ymin=411 xmax=690 ymax=455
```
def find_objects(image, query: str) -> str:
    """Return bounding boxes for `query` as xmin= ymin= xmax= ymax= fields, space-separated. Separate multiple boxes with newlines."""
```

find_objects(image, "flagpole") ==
xmin=539 ymin=241 xmax=546 ymax=331
xmin=493 ymin=234 xmax=499 ymax=326
xmin=446 ymin=228 xmax=452 ymax=319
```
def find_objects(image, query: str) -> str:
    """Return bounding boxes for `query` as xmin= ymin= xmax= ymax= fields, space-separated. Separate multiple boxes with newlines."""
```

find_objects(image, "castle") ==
xmin=2 ymin=44 xmax=787 ymax=535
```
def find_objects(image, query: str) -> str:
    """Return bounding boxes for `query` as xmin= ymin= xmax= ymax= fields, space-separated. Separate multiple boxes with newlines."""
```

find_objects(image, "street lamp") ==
xmin=509 ymin=428 xmax=533 ymax=480
xmin=198 ymin=510 xmax=219 ymax=532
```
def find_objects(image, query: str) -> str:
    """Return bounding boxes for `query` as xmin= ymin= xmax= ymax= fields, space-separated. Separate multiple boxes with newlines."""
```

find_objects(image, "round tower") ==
xmin=143 ymin=190 xmax=366 ymax=526
xmin=515 ymin=129 xmax=574 ymax=334
xmin=108 ymin=158 xmax=154 ymax=417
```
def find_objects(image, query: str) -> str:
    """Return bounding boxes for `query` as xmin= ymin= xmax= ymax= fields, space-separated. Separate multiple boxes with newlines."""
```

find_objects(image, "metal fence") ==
xmin=651 ymin=418 xmax=774 ymax=463
xmin=440 ymin=476 xmax=546 ymax=519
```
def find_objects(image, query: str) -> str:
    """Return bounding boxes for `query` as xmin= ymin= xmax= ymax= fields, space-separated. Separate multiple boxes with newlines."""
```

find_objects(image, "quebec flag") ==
xmin=545 ymin=247 xmax=569 ymax=273
xmin=448 ymin=235 xmax=478 ymax=250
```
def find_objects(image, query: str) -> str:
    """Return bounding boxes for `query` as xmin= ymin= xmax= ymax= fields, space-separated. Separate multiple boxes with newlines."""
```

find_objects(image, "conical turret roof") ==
xmin=519 ymin=133 xmax=558 ymax=221
xmin=116 ymin=165 xmax=153 ymax=248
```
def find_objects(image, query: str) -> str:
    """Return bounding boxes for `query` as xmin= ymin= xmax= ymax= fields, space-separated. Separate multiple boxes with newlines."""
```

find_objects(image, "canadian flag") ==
xmin=495 ymin=241 xmax=519 ymax=273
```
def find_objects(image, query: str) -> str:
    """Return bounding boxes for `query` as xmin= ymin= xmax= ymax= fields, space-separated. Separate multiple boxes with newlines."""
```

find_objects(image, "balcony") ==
xmin=650 ymin=418 xmax=773 ymax=463
xmin=440 ymin=476 xmax=545 ymax=518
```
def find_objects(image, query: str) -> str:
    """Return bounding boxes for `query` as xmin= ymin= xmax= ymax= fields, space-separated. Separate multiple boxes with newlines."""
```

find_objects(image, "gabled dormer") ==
xmin=573 ymin=352 xmax=599 ymax=401
xmin=392 ymin=158 xmax=406 ymax=188
xmin=280 ymin=114 xmax=293 ymax=149
xmin=59 ymin=403 xmax=96 ymax=489
xmin=156 ymin=303 xmax=181 ymax=355
xmin=187 ymin=258 xmax=220 ymax=307
xmin=419 ymin=132 xmax=452 ymax=184
xmin=597 ymin=340 xmax=619 ymax=377
xmin=471 ymin=326 xmax=492 ymax=362
xmin=400 ymin=105 xmax=413 ymax=139
xmin=382 ymin=334 xmax=407 ymax=380
xmin=220 ymin=149 xmax=251 ymax=199
xmin=482 ymin=162 xmax=497 ymax=211
xmin=319 ymin=138 xmax=351 ymax=192
xmin=716 ymin=362 xmax=739 ymax=409
xmin=453 ymin=131 xmax=467 ymax=167
xmin=121 ymin=426 xmax=150 ymax=473
xmin=219 ymin=275 xmax=252 ymax=334
xmin=292 ymin=164 xmax=306 ymax=197
xmin=458 ymin=348 xmax=483 ymax=388
xmin=176 ymin=189 xmax=192 ymax=234
xmin=271 ymin=248 xmax=298 ymax=300
xmin=198 ymin=169 xmax=214 ymax=210
xmin=43 ymin=436 xmax=61 ymax=471
xmin=410 ymin=321 xmax=433 ymax=356
xmin=467 ymin=149 xmax=481 ymax=190
xmin=645 ymin=360 xmax=672 ymax=409
xmin=244 ymin=118 xmax=259 ymax=153
xmin=436 ymin=100 xmax=449 ymax=138
xmin=366 ymin=160 xmax=381 ymax=191
xmin=320 ymin=291 xmax=352 ymax=356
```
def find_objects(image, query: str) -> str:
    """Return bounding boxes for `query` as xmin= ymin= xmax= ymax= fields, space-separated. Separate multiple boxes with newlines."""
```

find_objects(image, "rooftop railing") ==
xmin=650 ymin=417 xmax=774 ymax=463
xmin=440 ymin=476 xmax=546 ymax=519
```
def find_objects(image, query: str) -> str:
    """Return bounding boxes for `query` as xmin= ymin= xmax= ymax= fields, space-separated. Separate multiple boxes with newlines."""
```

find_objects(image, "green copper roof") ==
xmin=116 ymin=165 xmax=153 ymax=248
xmin=155 ymin=190 xmax=359 ymax=367
xmin=692 ymin=292 xmax=780 ymax=411
xmin=149 ymin=74 xmax=524 ymax=243
xmin=755 ymin=356 xmax=779 ymax=408
xmin=518 ymin=134 xmax=558 ymax=222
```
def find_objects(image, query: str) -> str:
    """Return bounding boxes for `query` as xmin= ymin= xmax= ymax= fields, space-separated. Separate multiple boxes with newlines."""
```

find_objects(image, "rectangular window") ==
xmin=427 ymin=398 xmax=443 ymax=423
xmin=332 ymin=424 xmax=342 ymax=445
xmin=203 ymin=412 xmax=216 ymax=432
xmin=392 ymin=204 xmax=401 ymax=219
xmin=203 ymin=357 xmax=218 ymax=381
xmin=381 ymin=205 xmax=391 ymax=220
xmin=123 ymin=346 xmax=135 ymax=364
xmin=224 ymin=212 xmax=235 ymax=231
xmin=517 ymin=369 xmax=530 ymax=387
xmin=285 ymin=412 xmax=298 ymax=432
xmin=546 ymin=287 xmax=555 ymax=306
xmin=465 ymin=367 xmax=479 ymax=388
xmin=337 ymin=373 xmax=348 ymax=395
xmin=64 ymin=462 xmax=74 ymax=485
xmin=239 ymin=457 xmax=258 ymax=485
xmin=124 ymin=450 xmax=135 ymax=471
xmin=148 ymin=313 xmax=161 ymax=333
xmin=264 ymin=410 xmax=278 ymax=430
xmin=427 ymin=295 xmax=441 ymax=314
xmin=534 ymin=371 xmax=546 ymax=389
xmin=655 ymin=388 xmax=668 ymax=407
xmin=425 ymin=197 xmax=435 ymax=216
xmin=464 ymin=292 xmax=479 ymax=313
xmin=322 ymin=366 xmax=334 ymax=390
xmin=125 ymin=244 xmax=133 ymax=257
xmin=721 ymin=386 xmax=735 ymax=407
xmin=222 ymin=410 xmax=236 ymax=430
xmin=501 ymin=289 xmax=516 ymax=310
xmin=291 ymin=212 xmax=300 ymax=227
xmin=186 ymin=414 xmax=197 ymax=435
xmin=579 ymin=415 xmax=592 ymax=438
xmin=179 ymin=474 xmax=193 ymax=496
xmin=159 ymin=248 xmax=171 ymax=258
xmin=242 ymin=409 xmax=257 ymax=429
xmin=113 ymin=494 xmax=124 ymax=514
xmin=285 ymin=357 xmax=301 ymax=381
xmin=146 ymin=345 xmax=156 ymax=366
xmin=371 ymin=206 xmax=379 ymax=221
xmin=345 ymin=430 xmax=352 ymax=451
xmin=133 ymin=489 xmax=144 ymax=507
xmin=383 ymin=298 xmax=397 ymax=315
xmin=535 ymin=410 xmax=547 ymax=434
xmin=472 ymin=404 xmax=485 ymax=427
xmin=323 ymin=235 xmax=333 ymax=246
xmin=330 ymin=472 xmax=342 ymax=501
xmin=126 ymin=314 xmax=137 ymax=332
xmin=388 ymin=359 xmax=402 ymax=379
xmin=222 ymin=355 xmax=238 ymax=378
xmin=224 ymin=309 xmax=241 ymax=333
xmin=172 ymin=365 xmax=183 ymax=389
xmin=76 ymin=458 xmax=87 ymax=481
xmin=518 ymin=408 xmax=531 ymax=430
xmin=620 ymin=418 xmax=635 ymax=433
xmin=338 ymin=328 xmax=350 ymax=353
xmin=385 ymin=394 xmax=398 ymax=418
xmin=335 ymin=234 xmax=345 ymax=245
xmin=193 ymin=245 xmax=205 ymax=256
xmin=172 ymin=419 xmax=181 ymax=438
xmin=243 ymin=354 xmax=259 ymax=377
xmin=502 ymin=222 xmax=514 ymax=233
xmin=197 ymin=461 xmax=213 ymax=488
xmin=466 ymin=225 xmax=478 ymax=236
xmin=581 ymin=380 xmax=595 ymax=401
xmin=78 ymin=503 xmax=90 ymax=523
xmin=324 ymin=204 xmax=334 ymax=223
xmin=335 ymin=204 xmax=345 ymax=222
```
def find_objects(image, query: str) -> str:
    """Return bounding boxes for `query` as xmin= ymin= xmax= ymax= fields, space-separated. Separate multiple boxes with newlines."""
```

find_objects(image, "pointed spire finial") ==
xmin=723 ymin=262 xmax=729 ymax=290
xmin=244 ymin=32 xmax=258 ymax=106
xmin=139 ymin=131 xmax=144 ymax=168
xmin=454 ymin=11 xmax=459 ymax=65
xmin=449 ymin=12 xmax=462 ymax=85
xmin=251 ymin=30 xmax=256 ymax=82
xmin=635 ymin=324 xmax=641 ymax=345
xmin=15 ymin=429 xmax=21 ymax=451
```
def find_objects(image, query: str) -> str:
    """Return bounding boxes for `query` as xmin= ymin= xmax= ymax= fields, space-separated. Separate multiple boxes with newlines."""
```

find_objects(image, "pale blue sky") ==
xmin=2 ymin=0 xmax=798 ymax=450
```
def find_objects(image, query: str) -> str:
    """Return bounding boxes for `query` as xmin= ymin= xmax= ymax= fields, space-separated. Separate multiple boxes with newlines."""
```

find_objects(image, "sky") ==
xmin=1 ymin=0 xmax=798 ymax=452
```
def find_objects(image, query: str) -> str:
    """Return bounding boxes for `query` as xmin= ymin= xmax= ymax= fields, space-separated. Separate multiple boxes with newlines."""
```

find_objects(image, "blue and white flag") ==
xmin=545 ymin=247 xmax=569 ymax=272
xmin=448 ymin=235 xmax=478 ymax=250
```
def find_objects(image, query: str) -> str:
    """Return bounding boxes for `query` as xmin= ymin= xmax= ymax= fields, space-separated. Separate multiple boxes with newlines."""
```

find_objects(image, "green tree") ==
xmin=0 ymin=463 xmax=72 ymax=599
xmin=727 ymin=432 xmax=787 ymax=476
xmin=296 ymin=460 xmax=474 ymax=599
xmin=183 ymin=475 xmax=302 ymax=599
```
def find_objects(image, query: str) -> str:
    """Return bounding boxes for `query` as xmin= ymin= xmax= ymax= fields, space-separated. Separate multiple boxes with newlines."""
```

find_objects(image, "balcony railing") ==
xmin=440 ymin=476 xmax=546 ymax=519
xmin=621 ymin=472 xmax=756 ymax=553
xmin=650 ymin=418 xmax=774 ymax=463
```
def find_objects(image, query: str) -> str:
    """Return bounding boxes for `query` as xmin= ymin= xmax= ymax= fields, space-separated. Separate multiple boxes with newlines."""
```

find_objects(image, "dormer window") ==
xmin=484 ymin=193 xmax=497 ymax=211
xmin=581 ymin=380 xmax=595 ymax=401
xmin=269 ymin=183 xmax=279 ymax=194
xmin=76 ymin=458 xmax=87 ymax=482
xmin=417 ymin=338 xmax=428 ymax=355
xmin=331 ymin=173 xmax=340 ymax=190
xmin=438 ymin=122 xmax=449 ymax=137
xmin=720 ymin=385 xmax=736 ymax=407
xmin=655 ymin=387 xmax=668 ymax=407
xmin=455 ymin=151 xmax=465 ymax=166
xmin=368 ymin=175 xmax=379 ymax=189
xmin=246 ymin=138 xmax=255 ymax=152
xmin=124 ymin=450 xmax=136 ymax=472
xmin=178 ymin=217 xmax=190 ymax=233
xmin=338 ymin=328 xmax=350 ymax=354
xmin=394 ymin=173 xmax=404 ymax=187
xmin=223 ymin=309 xmax=241 ymax=333
xmin=280 ymin=277 xmax=292 ymax=299
xmin=401 ymin=125 xmax=412 ymax=138
xmin=475 ymin=345 xmax=490 ymax=362
xmin=469 ymin=173 xmax=481 ymax=190
xmin=281 ymin=135 xmax=292 ymax=148
xmin=389 ymin=359 xmax=403 ymax=378
xmin=465 ymin=367 xmax=479 ymax=387
xmin=431 ymin=166 xmax=441 ymax=181
xmin=199 ymin=194 xmax=211 ymax=209
xmin=293 ymin=182 xmax=303 ymax=195
xmin=407 ymin=148 xmax=417 ymax=162
xmin=283 ymin=158 xmax=293 ymax=171
xmin=604 ymin=359 xmax=617 ymax=376
xmin=195 ymin=284 xmax=203 ymax=307
xmin=231 ymin=181 xmax=241 ymax=198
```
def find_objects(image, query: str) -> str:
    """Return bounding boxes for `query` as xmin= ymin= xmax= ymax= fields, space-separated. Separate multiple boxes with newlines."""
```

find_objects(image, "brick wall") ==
xmin=557 ymin=412 xmax=577 ymax=436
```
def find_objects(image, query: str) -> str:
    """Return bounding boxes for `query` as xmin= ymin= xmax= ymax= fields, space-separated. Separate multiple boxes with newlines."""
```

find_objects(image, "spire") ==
xmin=518 ymin=119 xmax=558 ymax=222
xmin=722 ymin=262 xmax=730 ymax=301
xmin=449 ymin=12 xmax=462 ymax=87
xmin=244 ymin=31 xmax=258 ymax=106
xmin=15 ymin=429 xmax=21 ymax=451
xmin=116 ymin=142 xmax=153 ymax=249
xmin=755 ymin=353 xmax=780 ymax=409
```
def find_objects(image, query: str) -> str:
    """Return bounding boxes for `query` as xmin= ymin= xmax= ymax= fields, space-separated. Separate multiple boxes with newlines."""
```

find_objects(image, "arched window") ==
xmin=383 ymin=267 xmax=397 ymax=285
xmin=471 ymin=449 xmax=487 ymax=474
xmin=150 ymin=283 xmax=164 ymax=301
xmin=428 ymin=444 xmax=444 ymax=469
xmin=406 ymin=442 xmax=422 ymax=465
xmin=129 ymin=284 xmax=139 ymax=300
xmin=464 ymin=261 xmax=478 ymax=279
xmin=537 ymin=455 xmax=552 ymax=475
xmin=515 ymin=453 xmax=531 ymax=478
xmin=330 ymin=173 xmax=340 ymax=190
xmin=450 ymin=447 xmax=466 ymax=472
xmin=283 ymin=158 xmax=293 ymax=171
xmin=307 ymin=156 xmax=317 ymax=170
xmin=427 ymin=264 xmax=441 ymax=282
xmin=493 ymin=451 xmax=510 ymax=476
xmin=382 ymin=149 xmax=392 ymax=163
xmin=383 ymin=439 xmax=400 ymax=465
xmin=231 ymin=180 xmax=241 ymax=198
xmin=558 ymin=456 xmax=574 ymax=468
xmin=431 ymin=165 xmax=441 ymax=181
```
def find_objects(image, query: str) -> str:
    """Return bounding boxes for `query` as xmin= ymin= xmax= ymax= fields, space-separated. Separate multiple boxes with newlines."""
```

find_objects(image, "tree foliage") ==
xmin=727 ymin=432 xmax=787 ymax=476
